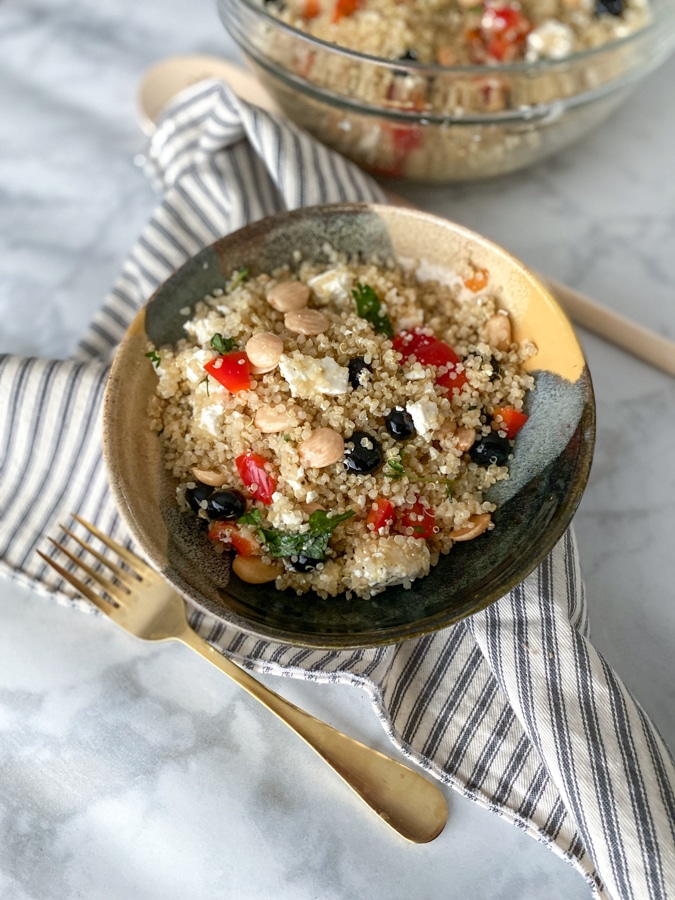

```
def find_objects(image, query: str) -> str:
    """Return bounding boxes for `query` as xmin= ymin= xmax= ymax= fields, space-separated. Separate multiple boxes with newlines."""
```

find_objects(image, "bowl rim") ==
xmin=219 ymin=0 xmax=675 ymax=77
xmin=103 ymin=201 xmax=596 ymax=649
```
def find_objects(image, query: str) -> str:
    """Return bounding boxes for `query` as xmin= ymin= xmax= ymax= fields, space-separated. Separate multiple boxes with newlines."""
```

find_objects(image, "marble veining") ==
xmin=1 ymin=0 xmax=674 ymax=897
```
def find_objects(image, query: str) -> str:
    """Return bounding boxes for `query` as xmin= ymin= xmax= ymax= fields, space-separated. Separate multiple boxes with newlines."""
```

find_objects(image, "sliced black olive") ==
xmin=348 ymin=356 xmax=372 ymax=389
xmin=385 ymin=407 xmax=417 ymax=441
xmin=285 ymin=553 xmax=321 ymax=573
xmin=595 ymin=0 xmax=623 ymax=15
xmin=469 ymin=433 xmax=511 ymax=467
xmin=186 ymin=482 xmax=213 ymax=514
xmin=343 ymin=430 xmax=383 ymax=475
xmin=206 ymin=489 xmax=247 ymax=521
xmin=489 ymin=356 xmax=501 ymax=381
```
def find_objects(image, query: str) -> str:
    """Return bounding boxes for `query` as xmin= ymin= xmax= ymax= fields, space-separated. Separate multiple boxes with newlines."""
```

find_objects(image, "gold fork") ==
xmin=38 ymin=515 xmax=447 ymax=843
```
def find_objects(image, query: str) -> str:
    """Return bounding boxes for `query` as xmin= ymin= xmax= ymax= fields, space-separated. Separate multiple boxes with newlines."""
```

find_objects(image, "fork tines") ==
xmin=37 ymin=514 xmax=147 ymax=612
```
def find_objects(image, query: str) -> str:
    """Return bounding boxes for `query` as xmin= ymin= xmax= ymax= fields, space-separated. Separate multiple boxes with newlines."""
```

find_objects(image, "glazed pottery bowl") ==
xmin=217 ymin=0 xmax=675 ymax=182
xmin=103 ymin=203 xmax=595 ymax=648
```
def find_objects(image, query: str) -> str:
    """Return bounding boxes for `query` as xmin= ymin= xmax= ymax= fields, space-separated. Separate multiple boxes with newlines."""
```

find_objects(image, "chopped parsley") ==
xmin=198 ymin=375 xmax=210 ymax=396
xmin=229 ymin=266 xmax=249 ymax=289
xmin=384 ymin=450 xmax=453 ymax=495
xmin=210 ymin=333 xmax=237 ymax=354
xmin=384 ymin=455 xmax=406 ymax=479
xmin=145 ymin=349 xmax=161 ymax=366
xmin=238 ymin=508 xmax=355 ymax=561
xmin=352 ymin=282 xmax=393 ymax=338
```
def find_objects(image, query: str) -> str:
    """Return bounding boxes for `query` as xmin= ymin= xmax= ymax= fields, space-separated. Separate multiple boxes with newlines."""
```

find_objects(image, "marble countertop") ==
xmin=1 ymin=1 xmax=674 ymax=898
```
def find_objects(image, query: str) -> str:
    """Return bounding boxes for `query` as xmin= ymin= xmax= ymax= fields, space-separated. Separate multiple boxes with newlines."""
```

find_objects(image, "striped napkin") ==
xmin=1 ymin=80 xmax=673 ymax=900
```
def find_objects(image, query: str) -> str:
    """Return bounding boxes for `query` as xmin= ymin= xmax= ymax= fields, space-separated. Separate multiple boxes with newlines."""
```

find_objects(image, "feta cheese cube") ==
xmin=406 ymin=398 xmax=441 ymax=440
xmin=279 ymin=353 xmax=349 ymax=399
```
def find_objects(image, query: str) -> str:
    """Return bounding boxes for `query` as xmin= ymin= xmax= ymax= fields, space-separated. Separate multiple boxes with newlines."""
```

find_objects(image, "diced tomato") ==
xmin=332 ymin=0 xmax=361 ymax=23
xmin=235 ymin=451 xmax=277 ymax=505
xmin=480 ymin=3 xmax=531 ymax=62
xmin=204 ymin=352 xmax=251 ymax=394
xmin=207 ymin=521 xmax=261 ymax=556
xmin=397 ymin=501 xmax=436 ymax=540
xmin=372 ymin=123 xmax=423 ymax=179
xmin=463 ymin=267 xmax=489 ymax=293
xmin=492 ymin=406 xmax=529 ymax=440
xmin=366 ymin=498 xmax=395 ymax=534
xmin=393 ymin=329 xmax=468 ymax=393
xmin=303 ymin=0 xmax=321 ymax=18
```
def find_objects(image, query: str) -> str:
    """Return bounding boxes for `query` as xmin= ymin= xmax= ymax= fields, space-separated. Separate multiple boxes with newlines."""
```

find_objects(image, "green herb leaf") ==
xmin=198 ymin=375 xmax=210 ymax=396
xmin=238 ymin=509 xmax=263 ymax=528
xmin=384 ymin=458 xmax=406 ymax=479
xmin=229 ymin=266 xmax=249 ymax=289
xmin=145 ymin=350 xmax=161 ymax=366
xmin=210 ymin=333 xmax=237 ymax=354
xmin=352 ymin=282 xmax=393 ymax=338
xmin=248 ymin=509 xmax=355 ymax=561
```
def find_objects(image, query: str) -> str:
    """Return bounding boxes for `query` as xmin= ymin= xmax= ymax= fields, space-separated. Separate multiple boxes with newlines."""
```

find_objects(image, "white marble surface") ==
xmin=1 ymin=1 xmax=674 ymax=898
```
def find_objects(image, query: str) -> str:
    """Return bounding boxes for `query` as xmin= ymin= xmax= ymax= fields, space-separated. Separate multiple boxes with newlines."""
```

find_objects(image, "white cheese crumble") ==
xmin=406 ymin=398 xmax=442 ymax=440
xmin=526 ymin=21 xmax=575 ymax=61
xmin=308 ymin=267 xmax=353 ymax=305
xmin=197 ymin=402 xmax=225 ymax=438
xmin=183 ymin=348 xmax=218 ymax=384
xmin=267 ymin=494 xmax=306 ymax=530
xmin=278 ymin=352 xmax=349 ymax=399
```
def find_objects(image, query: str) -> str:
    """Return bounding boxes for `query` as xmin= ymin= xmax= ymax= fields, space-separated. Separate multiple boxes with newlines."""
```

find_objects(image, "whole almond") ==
xmin=190 ymin=467 xmax=229 ymax=487
xmin=267 ymin=280 xmax=310 ymax=312
xmin=284 ymin=308 xmax=330 ymax=336
xmin=450 ymin=513 xmax=491 ymax=542
xmin=298 ymin=427 xmax=344 ymax=468
xmin=254 ymin=405 xmax=297 ymax=433
xmin=245 ymin=332 xmax=283 ymax=373
xmin=232 ymin=555 xmax=282 ymax=584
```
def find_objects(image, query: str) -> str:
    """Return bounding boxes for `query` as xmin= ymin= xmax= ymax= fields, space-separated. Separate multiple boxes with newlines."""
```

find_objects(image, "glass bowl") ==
xmin=217 ymin=0 xmax=675 ymax=182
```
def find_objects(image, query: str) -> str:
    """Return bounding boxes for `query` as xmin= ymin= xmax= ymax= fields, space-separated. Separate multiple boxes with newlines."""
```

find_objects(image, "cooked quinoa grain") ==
xmin=148 ymin=250 xmax=536 ymax=599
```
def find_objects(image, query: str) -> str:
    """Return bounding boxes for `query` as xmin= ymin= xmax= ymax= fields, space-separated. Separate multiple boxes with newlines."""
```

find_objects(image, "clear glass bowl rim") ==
xmin=219 ymin=0 xmax=675 ymax=77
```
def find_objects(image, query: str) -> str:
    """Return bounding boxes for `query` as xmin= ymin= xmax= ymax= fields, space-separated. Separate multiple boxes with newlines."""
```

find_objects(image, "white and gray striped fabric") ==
xmin=1 ymin=81 xmax=673 ymax=900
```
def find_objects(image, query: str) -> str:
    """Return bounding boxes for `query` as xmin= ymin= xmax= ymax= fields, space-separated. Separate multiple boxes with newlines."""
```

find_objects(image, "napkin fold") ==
xmin=1 ymin=80 xmax=673 ymax=900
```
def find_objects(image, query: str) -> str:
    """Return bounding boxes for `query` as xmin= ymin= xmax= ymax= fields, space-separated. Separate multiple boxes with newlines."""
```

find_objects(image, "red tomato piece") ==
xmin=235 ymin=452 xmax=277 ymax=505
xmin=397 ymin=501 xmax=436 ymax=540
xmin=373 ymin=124 xmax=423 ymax=178
xmin=463 ymin=267 xmax=489 ymax=293
xmin=303 ymin=0 xmax=321 ymax=18
xmin=492 ymin=406 xmax=529 ymax=440
xmin=393 ymin=329 xmax=468 ymax=393
xmin=366 ymin=498 xmax=396 ymax=534
xmin=204 ymin=352 xmax=251 ymax=395
xmin=208 ymin=521 xmax=261 ymax=557
xmin=332 ymin=0 xmax=361 ymax=23
xmin=480 ymin=3 xmax=531 ymax=61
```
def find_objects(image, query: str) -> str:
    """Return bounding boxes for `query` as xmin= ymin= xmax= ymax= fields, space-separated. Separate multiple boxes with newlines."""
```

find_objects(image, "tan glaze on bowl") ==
xmin=103 ymin=203 xmax=595 ymax=649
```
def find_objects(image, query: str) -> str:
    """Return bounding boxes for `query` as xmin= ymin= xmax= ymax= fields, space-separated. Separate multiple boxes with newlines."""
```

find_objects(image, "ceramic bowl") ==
xmin=103 ymin=203 xmax=595 ymax=648
xmin=217 ymin=0 xmax=675 ymax=182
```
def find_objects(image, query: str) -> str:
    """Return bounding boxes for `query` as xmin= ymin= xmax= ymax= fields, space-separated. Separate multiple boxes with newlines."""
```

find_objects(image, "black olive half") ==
xmin=343 ymin=430 xmax=383 ymax=475
xmin=469 ymin=433 xmax=511 ymax=467
xmin=385 ymin=407 xmax=417 ymax=441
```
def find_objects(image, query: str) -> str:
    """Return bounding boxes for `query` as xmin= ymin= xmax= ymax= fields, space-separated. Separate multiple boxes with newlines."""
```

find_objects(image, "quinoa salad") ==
xmin=147 ymin=249 xmax=537 ymax=599
xmin=272 ymin=0 xmax=650 ymax=66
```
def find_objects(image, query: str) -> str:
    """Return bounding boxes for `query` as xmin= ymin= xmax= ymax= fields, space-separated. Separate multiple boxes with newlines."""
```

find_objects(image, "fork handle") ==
xmin=178 ymin=627 xmax=447 ymax=843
